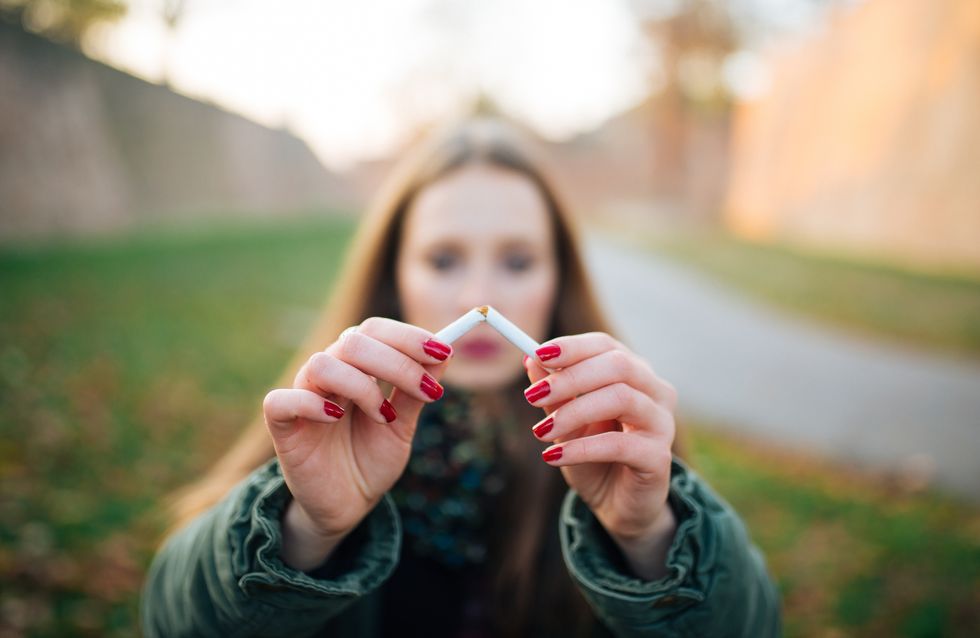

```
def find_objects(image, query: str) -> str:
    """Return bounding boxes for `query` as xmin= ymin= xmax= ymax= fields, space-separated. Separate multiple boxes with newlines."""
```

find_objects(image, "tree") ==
xmin=0 ymin=0 xmax=127 ymax=47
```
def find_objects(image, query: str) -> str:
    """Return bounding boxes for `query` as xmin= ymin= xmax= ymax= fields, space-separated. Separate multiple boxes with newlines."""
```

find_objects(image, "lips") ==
xmin=457 ymin=337 xmax=502 ymax=359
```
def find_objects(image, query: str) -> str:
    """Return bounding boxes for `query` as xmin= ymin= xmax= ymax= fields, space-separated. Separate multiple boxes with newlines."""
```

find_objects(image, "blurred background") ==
xmin=1 ymin=0 xmax=978 ymax=635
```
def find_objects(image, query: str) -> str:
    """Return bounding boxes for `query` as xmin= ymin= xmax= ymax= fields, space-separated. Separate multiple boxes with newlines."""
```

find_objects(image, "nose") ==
xmin=456 ymin=263 xmax=497 ymax=313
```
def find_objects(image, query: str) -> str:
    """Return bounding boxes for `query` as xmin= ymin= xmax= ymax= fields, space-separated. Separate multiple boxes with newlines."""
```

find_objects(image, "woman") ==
xmin=140 ymin=116 xmax=781 ymax=637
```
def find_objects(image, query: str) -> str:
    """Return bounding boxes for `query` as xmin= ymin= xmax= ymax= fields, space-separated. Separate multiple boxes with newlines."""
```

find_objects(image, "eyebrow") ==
xmin=495 ymin=238 xmax=538 ymax=251
xmin=419 ymin=236 xmax=542 ymax=253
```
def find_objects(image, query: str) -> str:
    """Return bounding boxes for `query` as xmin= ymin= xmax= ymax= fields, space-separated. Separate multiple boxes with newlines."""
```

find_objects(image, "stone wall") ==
xmin=724 ymin=0 xmax=980 ymax=270
xmin=0 ymin=23 xmax=356 ymax=242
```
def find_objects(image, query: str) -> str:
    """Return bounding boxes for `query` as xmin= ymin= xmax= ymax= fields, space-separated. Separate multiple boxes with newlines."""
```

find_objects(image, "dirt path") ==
xmin=587 ymin=237 xmax=980 ymax=500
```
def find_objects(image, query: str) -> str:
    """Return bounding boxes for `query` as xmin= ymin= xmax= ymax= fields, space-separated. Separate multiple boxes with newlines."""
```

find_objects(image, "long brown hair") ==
xmin=162 ymin=114 xmax=681 ymax=633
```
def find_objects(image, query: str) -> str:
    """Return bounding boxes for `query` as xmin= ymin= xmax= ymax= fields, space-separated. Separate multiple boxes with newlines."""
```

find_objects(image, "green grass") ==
xmin=0 ymin=216 xmax=977 ymax=636
xmin=626 ymin=229 xmax=980 ymax=359
xmin=685 ymin=427 xmax=980 ymax=637
xmin=0 ymin=215 xmax=356 ymax=636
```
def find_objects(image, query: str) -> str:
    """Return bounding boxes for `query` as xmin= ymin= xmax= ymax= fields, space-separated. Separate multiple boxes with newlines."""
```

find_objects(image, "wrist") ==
xmin=607 ymin=504 xmax=678 ymax=581
xmin=280 ymin=498 xmax=351 ymax=572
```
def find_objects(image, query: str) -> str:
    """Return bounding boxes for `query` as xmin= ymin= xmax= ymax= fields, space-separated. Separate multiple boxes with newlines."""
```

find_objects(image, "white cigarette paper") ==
xmin=433 ymin=307 xmax=486 ymax=344
xmin=483 ymin=306 xmax=540 ymax=357
xmin=433 ymin=305 xmax=540 ymax=357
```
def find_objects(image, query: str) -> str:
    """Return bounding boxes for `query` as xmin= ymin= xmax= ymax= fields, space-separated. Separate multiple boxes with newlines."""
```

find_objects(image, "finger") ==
xmin=523 ymin=349 xmax=660 ymax=408
xmin=532 ymin=332 xmax=625 ymax=369
xmin=540 ymin=431 xmax=672 ymax=475
xmin=326 ymin=330 xmax=445 ymax=404
xmin=524 ymin=355 xmax=561 ymax=416
xmin=384 ymin=356 xmax=451 ymax=438
xmin=353 ymin=317 xmax=455 ymax=428
xmin=296 ymin=351 xmax=394 ymax=424
xmin=356 ymin=317 xmax=454 ymax=363
xmin=524 ymin=354 xmax=549 ymax=384
xmin=530 ymin=382 xmax=673 ymax=442
xmin=263 ymin=388 xmax=345 ymax=435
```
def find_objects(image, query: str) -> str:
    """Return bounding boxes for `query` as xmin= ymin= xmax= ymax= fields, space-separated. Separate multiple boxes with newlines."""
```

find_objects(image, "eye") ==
xmin=504 ymin=252 xmax=534 ymax=272
xmin=427 ymin=250 xmax=459 ymax=272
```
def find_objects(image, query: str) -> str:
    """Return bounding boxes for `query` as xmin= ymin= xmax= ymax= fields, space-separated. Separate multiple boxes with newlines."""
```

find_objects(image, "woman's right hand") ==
xmin=262 ymin=317 xmax=453 ymax=570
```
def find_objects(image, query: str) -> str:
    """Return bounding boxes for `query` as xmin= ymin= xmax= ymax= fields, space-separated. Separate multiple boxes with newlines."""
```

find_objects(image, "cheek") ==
xmin=397 ymin=262 xmax=449 ymax=326
xmin=508 ymin=264 xmax=559 ymax=338
xmin=396 ymin=264 xmax=427 ymax=321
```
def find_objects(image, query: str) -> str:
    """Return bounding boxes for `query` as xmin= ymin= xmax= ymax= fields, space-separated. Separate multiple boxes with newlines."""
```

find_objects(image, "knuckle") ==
xmin=262 ymin=389 xmax=281 ymax=414
xmin=609 ymin=434 xmax=629 ymax=458
xmin=550 ymin=409 xmax=563 ymax=432
xmin=336 ymin=331 xmax=364 ymax=360
xmin=395 ymin=355 xmax=418 ymax=381
xmin=653 ymin=444 xmax=673 ymax=469
xmin=583 ymin=331 xmax=610 ymax=351
xmin=617 ymin=383 xmax=645 ymax=416
xmin=639 ymin=357 xmax=656 ymax=376
xmin=562 ymin=400 xmax=585 ymax=429
xmin=599 ymin=332 xmax=620 ymax=351
xmin=263 ymin=389 xmax=297 ymax=423
xmin=606 ymin=349 xmax=631 ymax=377
xmin=357 ymin=374 xmax=383 ymax=403
xmin=630 ymin=389 xmax=650 ymax=415
xmin=308 ymin=351 xmax=333 ymax=377
xmin=359 ymin=316 xmax=384 ymax=334
xmin=610 ymin=382 xmax=633 ymax=407
xmin=556 ymin=367 xmax=575 ymax=394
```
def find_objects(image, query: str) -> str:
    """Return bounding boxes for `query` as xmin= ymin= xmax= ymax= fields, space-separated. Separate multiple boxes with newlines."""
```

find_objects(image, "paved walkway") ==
xmin=586 ymin=237 xmax=980 ymax=500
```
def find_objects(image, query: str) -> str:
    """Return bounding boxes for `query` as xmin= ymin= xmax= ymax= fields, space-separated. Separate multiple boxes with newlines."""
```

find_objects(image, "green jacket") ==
xmin=140 ymin=455 xmax=781 ymax=636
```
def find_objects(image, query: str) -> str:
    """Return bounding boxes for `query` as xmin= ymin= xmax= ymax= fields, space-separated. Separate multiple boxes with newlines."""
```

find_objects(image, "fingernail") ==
xmin=542 ymin=446 xmax=563 ymax=462
xmin=420 ymin=373 xmax=444 ymax=400
xmin=422 ymin=338 xmax=452 ymax=361
xmin=522 ymin=354 xmax=529 ymax=366
xmin=380 ymin=399 xmax=397 ymax=423
xmin=524 ymin=379 xmax=550 ymax=404
xmin=535 ymin=344 xmax=561 ymax=362
xmin=532 ymin=416 xmax=554 ymax=438
xmin=323 ymin=400 xmax=345 ymax=418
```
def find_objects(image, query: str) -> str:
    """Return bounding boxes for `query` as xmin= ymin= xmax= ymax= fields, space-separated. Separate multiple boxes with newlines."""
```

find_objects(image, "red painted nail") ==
xmin=532 ymin=416 xmax=554 ymax=438
xmin=542 ymin=446 xmax=563 ymax=462
xmin=536 ymin=344 xmax=561 ymax=361
xmin=524 ymin=379 xmax=551 ymax=403
xmin=422 ymin=338 xmax=452 ymax=361
xmin=522 ymin=354 xmax=529 ymax=366
xmin=323 ymin=400 xmax=345 ymax=419
xmin=380 ymin=399 xmax=397 ymax=423
xmin=420 ymin=373 xmax=444 ymax=400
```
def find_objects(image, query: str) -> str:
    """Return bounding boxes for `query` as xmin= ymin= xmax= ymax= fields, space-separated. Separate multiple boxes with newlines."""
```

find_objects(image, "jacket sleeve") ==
xmin=140 ymin=457 xmax=401 ymax=638
xmin=560 ymin=457 xmax=782 ymax=638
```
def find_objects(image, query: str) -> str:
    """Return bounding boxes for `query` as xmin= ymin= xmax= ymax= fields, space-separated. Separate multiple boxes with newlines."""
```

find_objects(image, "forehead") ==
xmin=403 ymin=164 xmax=553 ymax=244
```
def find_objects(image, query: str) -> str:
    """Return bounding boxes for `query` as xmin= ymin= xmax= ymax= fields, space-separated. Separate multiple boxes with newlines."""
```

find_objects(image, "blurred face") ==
xmin=396 ymin=163 xmax=559 ymax=391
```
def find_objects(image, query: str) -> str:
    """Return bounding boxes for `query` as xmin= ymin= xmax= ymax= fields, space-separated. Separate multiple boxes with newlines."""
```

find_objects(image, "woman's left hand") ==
xmin=523 ymin=332 xmax=679 ymax=580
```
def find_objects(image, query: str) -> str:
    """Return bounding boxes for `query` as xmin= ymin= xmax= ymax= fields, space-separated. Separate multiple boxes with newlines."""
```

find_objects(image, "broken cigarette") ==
xmin=433 ymin=307 xmax=486 ymax=344
xmin=483 ymin=306 xmax=540 ymax=357
xmin=433 ymin=305 xmax=540 ymax=358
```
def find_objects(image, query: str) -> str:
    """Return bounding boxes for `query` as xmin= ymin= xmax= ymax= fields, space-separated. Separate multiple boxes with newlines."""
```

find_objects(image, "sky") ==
xmin=82 ymin=0 xmax=835 ymax=171
xmin=83 ymin=0 xmax=657 ymax=171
